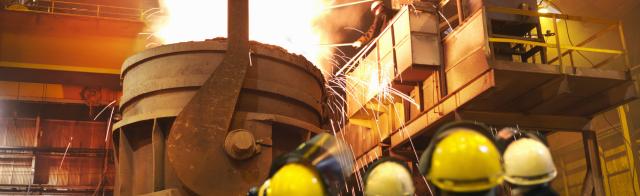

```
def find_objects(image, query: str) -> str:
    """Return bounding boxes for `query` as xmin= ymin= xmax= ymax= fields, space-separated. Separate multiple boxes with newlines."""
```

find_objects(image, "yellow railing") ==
xmin=485 ymin=6 xmax=629 ymax=70
xmin=3 ymin=0 xmax=143 ymax=21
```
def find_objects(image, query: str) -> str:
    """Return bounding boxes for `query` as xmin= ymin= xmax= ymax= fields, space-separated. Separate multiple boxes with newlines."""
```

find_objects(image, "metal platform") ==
xmin=464 ymin=61 xmax=635 ymax=116
xmin=390 ymin=60 xmax=637 ymax=150
xmin=342 ymin=4 xmax=637 ymax=182
xmin=389 ymin=5 xmax=637 ymax=150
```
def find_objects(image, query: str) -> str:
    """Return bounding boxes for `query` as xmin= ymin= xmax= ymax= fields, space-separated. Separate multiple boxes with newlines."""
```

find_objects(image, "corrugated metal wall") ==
xmin=0 ymin=118 xmax=37 ymax=147
xmin=548 ymin=112 xmax=640 ymax=196
xmin=0 ymin=157 xmax=33 ymax=185
xmin=598 ymin=128 xmax=638 ymax=196
xmin=0 ymin=117 xmax=113 ymax=189
xmin=34 ymin=155 xmax=113 ymax=186
xmin=549 ymin=132 xmax=587 ymax=196
xmin=40 ymin=119 xmax=107 ymax=149
xmin=0 ymin=118 xmax=36 ymax=186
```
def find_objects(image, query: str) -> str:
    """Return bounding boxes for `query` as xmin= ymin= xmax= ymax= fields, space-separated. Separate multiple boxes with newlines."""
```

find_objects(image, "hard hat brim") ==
xmin=504 ymin=171 xmax=558 ymax=186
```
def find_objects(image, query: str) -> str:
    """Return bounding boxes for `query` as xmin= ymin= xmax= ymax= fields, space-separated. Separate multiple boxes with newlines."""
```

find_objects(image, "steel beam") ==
xmin=454 ymin=110 xmax=591 ymax=131
xmin=0 ymin=147 xmax=111 ymax=155
xmin=390 ymin=70 xmax=494 ymax=149
xmin=618 ymin=106 xmax=640 ymax=194
xmin=582 ymin=131 xmax=605 ymax=196
xmin=0 ymin=61 xmax=120 ymax=75
xmin=0 ymin=67 xmax=120 ymax=89
xmin=116 ymin=129 xmax=133 ymax=196
xmin=151 ymin=119 xmax=165 ymax=192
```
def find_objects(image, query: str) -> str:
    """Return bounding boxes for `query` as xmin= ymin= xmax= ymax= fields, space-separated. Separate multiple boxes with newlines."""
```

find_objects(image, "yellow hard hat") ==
xmin=263 ymin=133 xmax=353 ymax=196
xmin=265 ymin=163 xmax=326 ymax=196
xmin=365 ymin=159 xmax=415 ymax=196
xmin=503 ymin=138 xmax=557 ymax=185
xmin=419 ymin=121 xmax=503 ymax=192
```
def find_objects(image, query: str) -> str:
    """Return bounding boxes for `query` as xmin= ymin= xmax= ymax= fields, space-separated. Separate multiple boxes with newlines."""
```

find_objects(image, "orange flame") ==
xmin=152 ymin=0 xmax=334 ymax=74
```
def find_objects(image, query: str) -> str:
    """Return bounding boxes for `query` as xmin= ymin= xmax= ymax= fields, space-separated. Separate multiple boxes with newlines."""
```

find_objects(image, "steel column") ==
xmin=581 ymin=131 xmax=605 ymax=196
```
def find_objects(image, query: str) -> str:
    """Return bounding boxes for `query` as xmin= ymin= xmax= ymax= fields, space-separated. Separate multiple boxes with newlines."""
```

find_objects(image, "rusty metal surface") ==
xmin=345 ymin=8 xmax=441 ymax=118
xmin=241 ymin=112 xmax=325 ymax=134
xmin=166 ymin=0 xmax=250 ymax=195
xmin=151 ymin=120 xmax=165 ymax=192
xmin=114 ymin=40 xmax=325 ymax=130
xmin=115 ymin=129 xmax=133 ymax=195
xmin=442 ymin=10 xmax=488 ymax=71
xmin=114 ymin=40 xmax=326 ymax=194
xmin=343 ymin=123 xmax=377 ymax=157
xmin=354 ymin=146 xmax=382 ymax=171
xmin=390 ymin=70 xmax=496 ymax=149
xmin=114 ymin=1 xmax=326 ymax=195
xmin=393 ymin=9 xmax=440 ymax=70
xmin=224 ymin=129 xmax=257 ymax=160
xmin=443 ymin=11 xmax=490 ymax=94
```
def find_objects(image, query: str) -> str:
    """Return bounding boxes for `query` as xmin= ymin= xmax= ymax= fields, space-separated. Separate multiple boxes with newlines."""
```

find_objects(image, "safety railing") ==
xmin=485 ymin=6 xmax=629 ymax=71
xmin=2 ymin=0 xmax=143 ymax=21
xmin=435 ymin=0 xmax=629 ymax=72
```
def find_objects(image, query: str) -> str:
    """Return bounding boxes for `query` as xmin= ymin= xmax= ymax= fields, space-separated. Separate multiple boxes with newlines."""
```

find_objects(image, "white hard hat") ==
xmin=503 ymin=138 xmax=557 ymax=185
xmin=370 ymin=1 xmax=383 ymax=12
xmin=365 ymin=160 xmax=415 ymax=196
